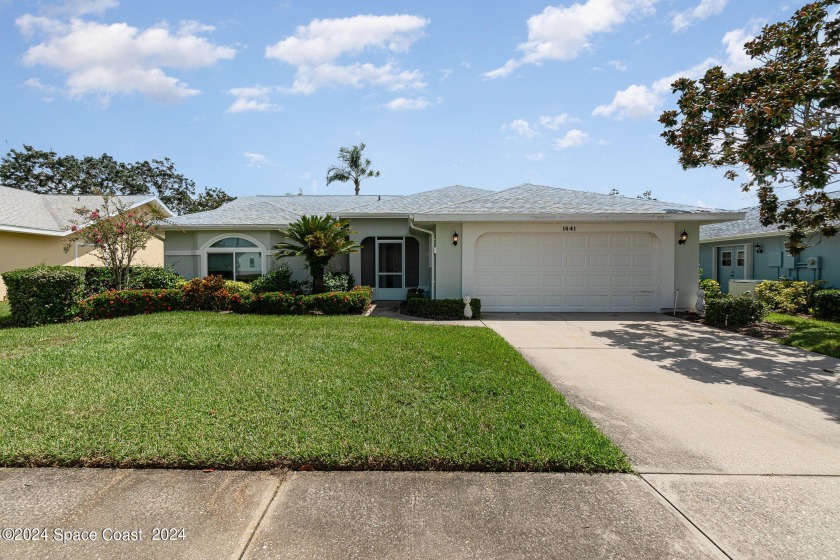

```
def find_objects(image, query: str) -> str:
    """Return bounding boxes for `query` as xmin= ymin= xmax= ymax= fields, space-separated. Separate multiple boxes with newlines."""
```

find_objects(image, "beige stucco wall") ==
xmin=0 ymin=231 xmax=165 ymax=299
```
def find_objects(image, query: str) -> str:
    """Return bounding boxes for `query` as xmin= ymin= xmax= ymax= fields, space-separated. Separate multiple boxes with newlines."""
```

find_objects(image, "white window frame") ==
xmin=199 ymin=233 xmax=267 ymax=279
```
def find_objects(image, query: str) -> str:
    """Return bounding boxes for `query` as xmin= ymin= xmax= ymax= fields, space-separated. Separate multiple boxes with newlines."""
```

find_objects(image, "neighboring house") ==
xmin=0 ymin=185 xmax=173 ymax=298
xmin=700 ymin=195 xmax=840 ymax=292
xmin=163 ymin=184 xmax=741 ymax=313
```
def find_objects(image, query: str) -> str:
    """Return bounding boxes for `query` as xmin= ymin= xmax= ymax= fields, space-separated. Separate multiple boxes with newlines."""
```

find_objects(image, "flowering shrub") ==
xmin=181 ymin=275 xmax=231 ymax=311
xmin=78 ymin=289 xmax=184 ymax=321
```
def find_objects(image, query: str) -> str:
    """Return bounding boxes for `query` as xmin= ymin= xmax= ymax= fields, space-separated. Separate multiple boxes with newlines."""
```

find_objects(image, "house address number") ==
xmin=562 ymin=226 xmax=577 ymax=231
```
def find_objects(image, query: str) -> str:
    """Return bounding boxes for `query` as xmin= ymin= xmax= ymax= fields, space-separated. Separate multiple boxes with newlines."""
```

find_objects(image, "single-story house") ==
xmin=0 ymin=185 xmax=172 ymax=298
xmin=700 ymin=194 xmax=840 ymax=293
xmin=163 ymin=184 xmax=742 ymax=313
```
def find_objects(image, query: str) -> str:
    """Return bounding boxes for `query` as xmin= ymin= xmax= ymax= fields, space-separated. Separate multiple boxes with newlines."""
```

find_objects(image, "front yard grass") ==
xmin=0 ymin=311 xmax=630 ymax=472
xmin=765 ymin=312 xmax=840 ymax=359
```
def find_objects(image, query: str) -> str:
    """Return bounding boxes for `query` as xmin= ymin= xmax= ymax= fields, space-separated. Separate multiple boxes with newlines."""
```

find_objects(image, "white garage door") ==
xmin=474 ymin=233 xmax=657 ymax=312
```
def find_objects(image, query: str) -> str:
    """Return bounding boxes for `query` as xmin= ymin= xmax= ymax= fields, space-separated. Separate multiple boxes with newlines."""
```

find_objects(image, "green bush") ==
xmin=405 ymin=298 xmax=481 ymax=320
xmin=224 ymin=280 xmax=251 ymax=293
xmin=82 ymin=266 xmax=182 ymax=295
xmin=181 ymin=275 xmax=231 ymax=311
xmin=699 ymin=278 xmax=722 ymax=300
xmin=406 ymin=287 xmax=425 ymax=300
xmin=705 ymin=294 xmax=767 ymax=327
xmin=78 ymin=289 xmax=184 ymax=320
xmin=245 ymin=286 xmax=372 ymax=316
xmin=754 ymin=279 xmax=826 ymax=314
xmin=323 ymin=269 xmax=355 ymax=292
xmin=250 ymin=263 xmax=302 ymax=294
xmin=813 ymin=290 xmax=840 ymax=320
xmin=2 ymin=266 xmax=85 ymax=326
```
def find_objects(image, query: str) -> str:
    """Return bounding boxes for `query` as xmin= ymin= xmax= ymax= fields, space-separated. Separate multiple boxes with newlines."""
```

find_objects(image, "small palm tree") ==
xmin=326 ymin=143 xmax=380 ymax=195
xmin=274 ymin=215 xmax=361 ymax=293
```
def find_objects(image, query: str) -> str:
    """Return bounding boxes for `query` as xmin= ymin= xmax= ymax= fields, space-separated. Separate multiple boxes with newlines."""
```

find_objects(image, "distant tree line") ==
xmin=0 ymin=145 xmax=234 ymax=215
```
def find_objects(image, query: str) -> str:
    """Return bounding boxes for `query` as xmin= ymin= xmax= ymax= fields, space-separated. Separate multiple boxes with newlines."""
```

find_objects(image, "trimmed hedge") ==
xmin=181 ymin=275 xmax=233 ymax=311
xmin=2 ymin=266 xmax=85 ymax=326
xmin=78 ymin=289 xmax=184 ymax=321
xmin=243 ymin=286 xmax=373 ymax=316
xmin=705 ymin=294 xmax=767 ymax=327
xmin=249 ymin=264 xmax=302 ymax=294
xmin=406 ymin=298 xmax=481 ymax=320
xmin=82 ymin=266 xmax=182 ymax=296
xmin=813 ymin=290 xmax=840 ymax=320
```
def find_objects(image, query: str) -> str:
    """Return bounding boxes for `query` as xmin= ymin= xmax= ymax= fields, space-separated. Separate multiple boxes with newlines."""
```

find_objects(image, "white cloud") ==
xmin=608 ymin=59 xmax=628 ymax=71
xmin=485 ymin=0 xmax=656 ymax=78
xmin=553 ymin=129 xmax=590 ymax=149
xmin=226 ymin=86 xmax=282 ymax=113
xmin=593 ymin=27 xmax=756 ymax=119
xmin=17 ymin=16 xmax=235 ymax=104
xmin=538 ymin=113 xmax=576 ymax=130
xmin=526 ymin=152 xmax=545 ymax=161
xmin=266 ymin=14 xmax=429 ymax=94
xmin=244 ymin=152 xmax=269 ymax=167
xmin=672 ymin=0 xmax=728 ymax=32
xmin=504 ymin=119 xmax=539 ymax=138
xmin=384 ymin=96 xmax=433 ymax=110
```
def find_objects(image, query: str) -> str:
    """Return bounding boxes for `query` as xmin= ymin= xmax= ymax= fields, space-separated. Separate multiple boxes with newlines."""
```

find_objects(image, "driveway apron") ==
xmin=483 ymin=312 xmax=840 ymax=559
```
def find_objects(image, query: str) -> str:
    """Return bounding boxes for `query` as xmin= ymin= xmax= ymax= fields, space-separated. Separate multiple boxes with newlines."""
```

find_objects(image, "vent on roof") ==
xmin=378 ymin=196 xmax=381 ymax=201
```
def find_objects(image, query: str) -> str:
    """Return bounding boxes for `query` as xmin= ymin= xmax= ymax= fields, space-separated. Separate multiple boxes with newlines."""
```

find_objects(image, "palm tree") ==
xmin=274 ymin=215 xmax=361 ymax=293
xmin=326 ymin=143 xmax=380 ymax=195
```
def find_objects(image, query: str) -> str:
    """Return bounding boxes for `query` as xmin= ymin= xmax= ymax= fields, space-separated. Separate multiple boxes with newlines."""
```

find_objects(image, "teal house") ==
xmin=700 ymin=195 xmax=840 ymax=293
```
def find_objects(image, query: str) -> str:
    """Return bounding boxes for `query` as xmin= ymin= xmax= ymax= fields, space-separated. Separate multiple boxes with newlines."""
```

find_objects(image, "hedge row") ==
xmin=405 ymin=298 xmax=481 ymax=320
xmin=754 ymin=279 xmax=826 ymax=314
xmin=813 ymin=290 xmax=840 ymax=320
xmin=2 ymin=266 xmax=85 ymax=326
xmin=704 ymin=294 xmax=767 ymax=327
xmin=77 ymin=285 xmax=373 ymax=321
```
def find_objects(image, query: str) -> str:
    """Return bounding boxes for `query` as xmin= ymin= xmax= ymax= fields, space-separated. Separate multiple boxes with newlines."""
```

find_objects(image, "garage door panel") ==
xmin=474 ymin=232 xmax=657 ymax=312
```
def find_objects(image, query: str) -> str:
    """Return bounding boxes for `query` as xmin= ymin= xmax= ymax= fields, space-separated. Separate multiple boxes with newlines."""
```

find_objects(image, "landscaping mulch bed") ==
xmin=672 ymin=311 xmax=793 ymax=340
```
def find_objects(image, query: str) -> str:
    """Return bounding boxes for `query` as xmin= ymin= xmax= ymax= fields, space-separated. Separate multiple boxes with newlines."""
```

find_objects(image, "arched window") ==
xmin=205 ymin=236 xmax=263 ymax=281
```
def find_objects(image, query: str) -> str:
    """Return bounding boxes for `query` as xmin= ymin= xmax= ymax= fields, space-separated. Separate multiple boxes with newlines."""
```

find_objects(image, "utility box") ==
xmin=729 ymin=279 xmax=762 ymax=297
xmin=783 ymin=254 xmax=796 ymax=269
xmin=806 ymin=257 xmax=822 ymax=269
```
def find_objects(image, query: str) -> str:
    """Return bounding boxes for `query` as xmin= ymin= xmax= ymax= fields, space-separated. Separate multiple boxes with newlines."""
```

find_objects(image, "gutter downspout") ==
xmin=409 ymin=218 xmax=435 ymax=299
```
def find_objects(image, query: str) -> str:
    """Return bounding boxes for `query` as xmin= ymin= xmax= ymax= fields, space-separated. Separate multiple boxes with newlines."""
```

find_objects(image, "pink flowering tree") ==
xmin=64 ymin=192 xmax=168 ymax=290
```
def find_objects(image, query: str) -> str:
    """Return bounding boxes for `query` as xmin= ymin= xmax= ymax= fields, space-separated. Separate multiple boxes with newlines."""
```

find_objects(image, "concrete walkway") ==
xmin=483 ymin=312 xmax=840 ymax=559
xmin=1 ymin=312 xmax=837 ymax=558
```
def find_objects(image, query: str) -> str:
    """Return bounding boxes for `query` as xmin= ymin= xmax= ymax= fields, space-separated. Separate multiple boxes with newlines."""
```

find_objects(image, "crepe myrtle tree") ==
xmin=64 ymin=192 xmax=170 ymax=290
xmin=325 ymin=143 xmax=380 ymax=195
xmin=659 ymin=0 xmax=839 ymax=255
xmin=274 ymin=215 xmax=361 ymax=294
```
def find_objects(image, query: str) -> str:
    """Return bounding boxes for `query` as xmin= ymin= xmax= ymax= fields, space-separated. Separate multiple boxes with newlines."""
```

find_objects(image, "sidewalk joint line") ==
xmin=640 ymin=474 xmax=734 ymax=560
xmin=237 ymin=471 xmax=288 ymax=560
xmin=639 ymin=472 xmax=840 ymax=478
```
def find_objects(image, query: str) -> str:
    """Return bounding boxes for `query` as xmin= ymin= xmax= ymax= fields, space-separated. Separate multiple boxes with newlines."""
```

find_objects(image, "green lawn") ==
xmin=0 ymin=310 xmax=630 ymax=472
xmin=765 ymin=312 xmax=840 ymax=359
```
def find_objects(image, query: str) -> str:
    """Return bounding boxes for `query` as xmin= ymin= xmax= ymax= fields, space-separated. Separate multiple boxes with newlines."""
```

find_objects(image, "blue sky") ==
xmin=1 ymin=0 xmax=796 ymax=210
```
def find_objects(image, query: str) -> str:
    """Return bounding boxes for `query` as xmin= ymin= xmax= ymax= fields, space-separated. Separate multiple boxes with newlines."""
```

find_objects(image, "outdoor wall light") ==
xmin=755 ymin=244 xmax=763 ymax=254
xmin=678 ymin=230 xmax=688 ymax=245
xmin=452 ymin=231 xmax=459 ymax=246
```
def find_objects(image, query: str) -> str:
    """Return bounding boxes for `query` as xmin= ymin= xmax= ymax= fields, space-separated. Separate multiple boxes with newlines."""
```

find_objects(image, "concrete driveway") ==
xmin=483 ymin=312 xmax=840 ymax=559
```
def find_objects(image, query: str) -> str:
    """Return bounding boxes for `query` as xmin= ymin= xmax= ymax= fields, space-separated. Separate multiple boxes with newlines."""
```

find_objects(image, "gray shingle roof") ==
xmin=164 ymin=184 xmax=737 ymax=228
xmin=421 ymin=184 xmax=729 ymax=215
xmin=169 ymin=194 xmax=393 ymax=227
xmin=341 ymin=186 xmax=492 ymax=214
xmin=0 ymin=185 xmax=156 ymax=234
xmin=700 ymin=190 xmax=840 ymax=241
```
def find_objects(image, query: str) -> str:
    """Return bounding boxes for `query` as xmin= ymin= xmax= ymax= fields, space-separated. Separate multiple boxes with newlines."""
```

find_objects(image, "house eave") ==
xmin=161 ymin=223 xmax=288 ymax=231
xmin=410 ymin=212 xmax=745 ymax=223
xmin=700 ymin=231 xmax=787 ymax=244
xmin=0 ymin=224 xmax=68 ymax=236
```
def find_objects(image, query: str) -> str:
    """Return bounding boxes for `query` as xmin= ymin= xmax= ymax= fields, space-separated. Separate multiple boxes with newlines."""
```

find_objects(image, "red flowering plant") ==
xmin=64 ymin=191 xmax=171 ymax=290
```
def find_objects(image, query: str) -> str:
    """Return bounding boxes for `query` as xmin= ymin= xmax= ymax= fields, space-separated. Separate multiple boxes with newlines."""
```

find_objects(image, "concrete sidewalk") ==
xmin=483 ymin=312 xmax=840 ymax=560
xmin=0 ymin=468 xmax=723 ymax=560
